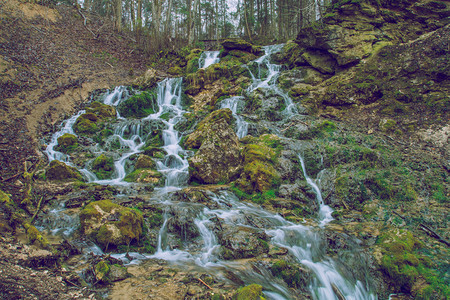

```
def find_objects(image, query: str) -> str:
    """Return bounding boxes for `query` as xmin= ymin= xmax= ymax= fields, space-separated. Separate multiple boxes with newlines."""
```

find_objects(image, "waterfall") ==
xmin=219 ymin=96 xmax=248 ymax=139
xmin=42 ymin=45 xmax=378 ymax=299
xmin=199 ymin=51 xmax=220 ymax=69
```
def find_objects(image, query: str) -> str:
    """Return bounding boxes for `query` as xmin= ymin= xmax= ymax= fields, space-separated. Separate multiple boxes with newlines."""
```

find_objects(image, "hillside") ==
xmin=0 ymin=0 xmax=449 ymax=299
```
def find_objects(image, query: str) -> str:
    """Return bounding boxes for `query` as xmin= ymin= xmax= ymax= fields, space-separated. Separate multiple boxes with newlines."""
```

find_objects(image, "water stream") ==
xmin=43 ymin=45 xmax=377 ymax=299
xmin=199 ymin=51 xmax=221 ymax=69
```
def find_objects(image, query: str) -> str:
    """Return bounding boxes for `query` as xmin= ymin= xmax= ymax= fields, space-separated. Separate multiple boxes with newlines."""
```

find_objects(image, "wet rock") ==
xmin=91 ymin=153 xmax=115 ymax=180
xmin=166 ymin=205 xmax=201 ymax=240
xmin=134 ymin=154 xmax=156 ymax=169
xmin=132 ymin=68 xmax=159 ymax=90
xmin=21 ymin=249 xmax=58 ymax=270
xmin=117 ymin=90 xmax=158 ymax=118
xmin=270 ymin=259 xmax=311 ymax=291
xmin=221 ymin=39 xmax=263 ymax=56
xmin=233 ymin=284 xmax=264 ymax=300
xmin=218 ymin=224 xmax=269 ymax=259
xmin=186 ymin=109 xmax=242 ymax=184
xmin=45 ymin=160 xmax=83 ymax=181
xmin=79 ymin=200 xmax=143 ymax=248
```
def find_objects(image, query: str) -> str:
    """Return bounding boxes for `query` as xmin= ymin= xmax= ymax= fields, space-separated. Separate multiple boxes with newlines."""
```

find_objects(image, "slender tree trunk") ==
xmin=115 ymin=0 xmax=122 ymax=32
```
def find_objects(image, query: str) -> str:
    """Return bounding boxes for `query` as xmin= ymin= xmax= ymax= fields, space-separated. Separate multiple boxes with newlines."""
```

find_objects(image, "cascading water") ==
xmin=220 ymin=96 xmax=248 ymax=139
xmin=42 ymin=45 xmax=379 ymax=299
xmin=198 ymin=51 xmax=220 ymax=69
xmin=246 ymin=44 xmax=298 ymax=116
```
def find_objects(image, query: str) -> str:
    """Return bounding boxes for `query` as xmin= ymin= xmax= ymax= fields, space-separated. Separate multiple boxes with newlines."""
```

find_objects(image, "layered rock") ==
xmin=185 ymin=109 xmax=242 ymax=184
xmin=79 ymin=200 xmax=143 ymax=248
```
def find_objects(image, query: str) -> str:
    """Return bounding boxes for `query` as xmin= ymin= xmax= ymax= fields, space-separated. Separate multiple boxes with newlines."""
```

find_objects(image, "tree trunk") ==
xmin=115 ymin=0 xmax=122 ymax=32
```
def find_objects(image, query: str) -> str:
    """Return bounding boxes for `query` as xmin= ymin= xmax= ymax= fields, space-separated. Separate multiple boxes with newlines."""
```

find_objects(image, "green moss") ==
xmin=134 ymin=155 xmax=155 ymax=169
xmin=0 ymin=189 xmax=11 ymax=204
xmin=233 ymin=284 xmax=265 ymax=300
xmin=168 ymin=66 xmax=182 ymax=76
xmin=80 ymin=200 xmax=144 ymax=248
xmin=91 ymin=154 xmax=115 ymax=180
xmin=95 ymin=260 xmax=111 ymax=283
xmin=86 ymin=101 xmax=116 ymax=119
xmin=55 ymin=133 xmax=78 ymax=153
xmin=117 ymin=91 xmax=157 ymax=118
xmin=270 ymin=260 xmax=306 ymax=288
xmin=24 ymin=223 xmax=48 ymax=248
xmin=73 ymin=113 xmax=98 ymax=134
xmin=124 ymin=169 xmax=163 ymax=184
xmin=46 ymin=160 xmax=83 ymax=181
xmin=379 ymin=119 xmax=397 ymax=132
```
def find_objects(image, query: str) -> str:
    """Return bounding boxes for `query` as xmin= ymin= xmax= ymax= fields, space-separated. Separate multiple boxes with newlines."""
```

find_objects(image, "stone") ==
xmin=45 ymin=160 xmax=83 ymax=181
xmin=79 ymin=200 xmax=143 ymax=248
xmin=132 ymin=68 xmax=159 ymax=90
xmin=186 ymin=109 xmax=242 ymax=184
xmin=219 ymin=224 xmax=269 ymax=259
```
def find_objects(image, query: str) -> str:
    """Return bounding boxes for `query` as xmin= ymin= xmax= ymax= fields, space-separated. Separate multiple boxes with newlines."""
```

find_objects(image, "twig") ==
xmin=419 ymin=223 xmax=450 ymax=247
xmin=332 ymin=283 xmax=345 ymax=300
xmin=105 ymin=62 xmax=114 ymax=68
xmin=341 ymin=198 xmax=349 ymax=210
xmin=197 ymin=278 xmax=212 ymax=290
xmin=1 ymin=172 xmax=21 ymax=182
xmin=30 ymin=195 xmax=44 ymax=224
xmin=393 ymin=211 xmax=405 ymax=220
xmin=76 ymin=7 xmax=98 ymax=39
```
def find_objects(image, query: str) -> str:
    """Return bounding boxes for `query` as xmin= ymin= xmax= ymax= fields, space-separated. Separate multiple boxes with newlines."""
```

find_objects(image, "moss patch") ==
xmin=55 ymin=133 xmax=78 ymax=153
xmin=91 ymin=154 xmax=115 ymax=180
xmin=46 ymin=160 xmax=83 ymax=181
xmin=117 ymin=90 xmax=157 ymax=118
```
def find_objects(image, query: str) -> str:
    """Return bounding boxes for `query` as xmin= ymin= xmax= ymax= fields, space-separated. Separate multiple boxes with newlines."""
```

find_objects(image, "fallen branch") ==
xmin=332 ymin=283 xmax=345 ymax=300
xmin=419 ymin=223 xmax=450 ymax=247
xmin=76 ymin=7 xmax=98 ymax=39
xmin=1 ymin=172 xmax=21 ymax=182
xmin=30 ymin=195 xmax=44 ymax=224
xmin=197 ymin=278 xmax=212 ymax=290
xmin=393 ymin=211 xmax=405 ymax=220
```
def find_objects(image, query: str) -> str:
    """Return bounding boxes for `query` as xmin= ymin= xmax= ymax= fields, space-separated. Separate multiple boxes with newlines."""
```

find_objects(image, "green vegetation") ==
xmin=55 ymin=133 xmax=78 ymax=153
xmin=79 ymin=200 xmax=143 ymax=248
xmin=270 ymin=260 xmax=307 ymax=289
xmin=117 ymin=90 xmax=157 ymax=118
xmin=46 ymin=160 xmax=83 ymax=181
xmin=91 ymin=154 xmax=115 ymax=179
xmin=377 ymin=229 xmax=449 ymax=298
xmin=233 ymin=284 xmax=265 ymax=300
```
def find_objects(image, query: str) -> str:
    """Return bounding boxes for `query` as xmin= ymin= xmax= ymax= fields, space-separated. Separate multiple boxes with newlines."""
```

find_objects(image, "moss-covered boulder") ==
xmin=46 ymin=160 xmax=83 ymax=181
xmin=132 ymin=68 xmax=159 ymax=90
xmin=91 ymin=154 xmax=115 ymax=180
xmin=124 ymin=169 xmax=164 ymax=185
xmin=235 ymin=134 xmax=282 ymax=194
xmin=117 ymin=90 xmax=157 ymax=118
xmin=222 ymin=39 xmax=263 ymax=56
xmin=185 ymin=109 xmax=242 ymax=184
xmin=135 ymin=154 xmax=156 ymax=169
xmin=73 ymin=113 xmax=98 ymax=134
xmin=55 ymin=133 xmax=78 ymax=153
xmin=79 ymin=200 xmax=143 ymax=248
xmin=185 ymin=49 xmax=203 ymax=74
xmin=94 ymin=260 xmax=130 ymax=283
xmin=24 ymin=223 xmax=49 ymax=249
xmin=86 ymin=101 xmax=116 ymax=118
xmin=232 ymin=284 xmax=265 ymax=300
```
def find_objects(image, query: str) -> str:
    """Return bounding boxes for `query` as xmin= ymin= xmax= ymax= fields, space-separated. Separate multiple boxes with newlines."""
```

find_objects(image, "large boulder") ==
xmin=221 ymin=39 xmax=263 ymax=56
xmin=79 ymin=200 xmax=143 ymax=248
xmin=45 ymin=160 xmax=83 ymax=181
xmin=219 ymin=224 xmax=269 ymax=259
xmin=185 ymin=109 xmax=242 ymax=184
xmin=132 ymin=68 xmax=160 ymax=90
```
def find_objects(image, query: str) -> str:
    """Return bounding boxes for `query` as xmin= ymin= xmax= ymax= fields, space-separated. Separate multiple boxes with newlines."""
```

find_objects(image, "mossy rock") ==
xmin=376 ymin=229 xmax=427 ymax=293
xmin=55 ymin=133 xmax=78 ymax=153
xmin=73 ymin=113 xmax=98 ymax=134
xmin=235 ymin=134 xmax=282 ymax=194
xmin=95 ymin=260 xmax=111 ymax=283
xmin=117 ymin=90 xmax=157 ymax=118
xmin=91 ymin=154 xmax=115 ymax=180
xmin=142 ymin=146 xmax=166 ymax=159
xmin=86 ymin=101 xmax=116 ymax=119
xmin=134 ymin=154 xmax=156 ymax=169
xmin=79 ymin=200 xmax=143 ymax=248
xmin=222 ymin=39 xmax=263 ymax=56
xmin=233 ymin=284 xmax=265 ymax=300
xmin=124 ymin=169 xmax=163 ymax=184
xmin=46 ymin=160 xmax=83 ymax=181
xmin=24 ymin=223 xmax=49 ymax=249
xmin=379 ymin=118 xmax=397 ymax=132
xmin=132 ymin=68 xmax=159 ymax=90
xmin=270 ymin=260 xmax=310 ymax=289
xmin=168 ymin=66 xmax=183 ymax=76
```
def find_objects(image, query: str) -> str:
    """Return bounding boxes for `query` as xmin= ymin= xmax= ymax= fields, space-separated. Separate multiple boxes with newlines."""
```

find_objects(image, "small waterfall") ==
xmin=246 ymin=45 xmax=298 ymax=116
xmin=219 ymin=96 xmax=248 ymax=139
xmin=45 ymin=110 xmax=85 ymax=164
xmin=199 ymin=51 xmax=220 ymax=69
xmin=298 ymin=154 xmax=334 ymax=226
